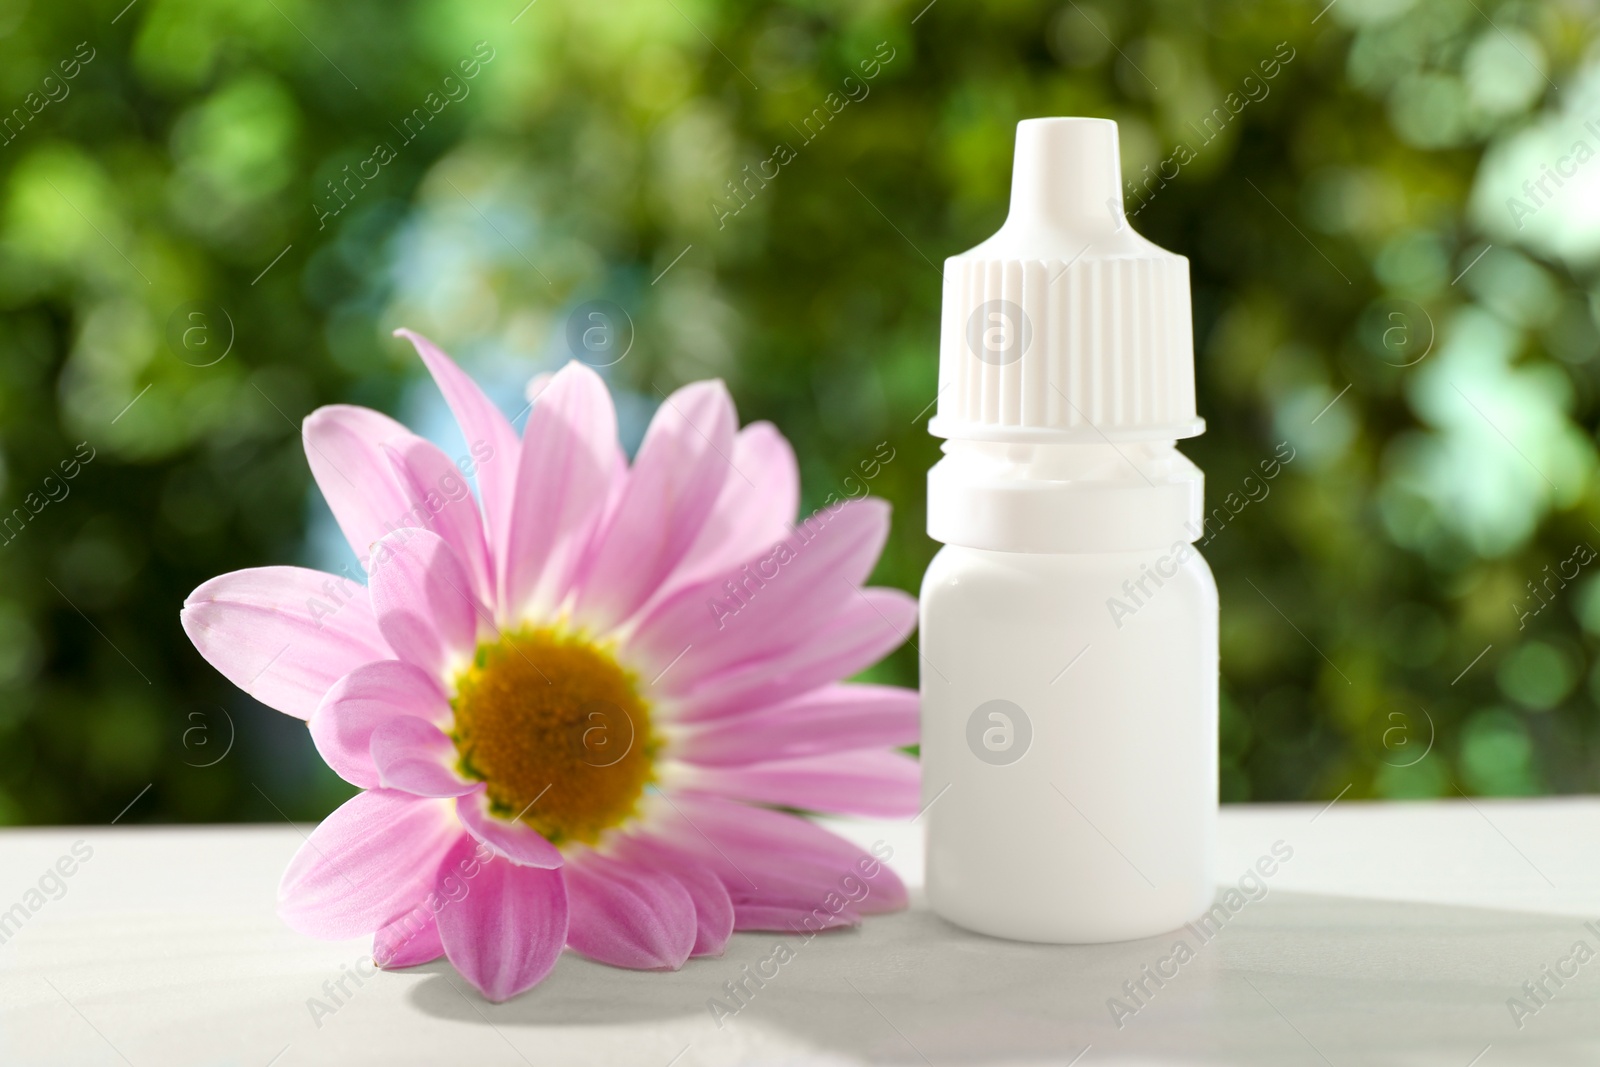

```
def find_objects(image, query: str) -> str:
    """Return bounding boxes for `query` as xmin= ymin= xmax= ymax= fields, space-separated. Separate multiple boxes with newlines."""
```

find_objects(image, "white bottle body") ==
xmin=919 ymin=540 xmax=1218 ymax=943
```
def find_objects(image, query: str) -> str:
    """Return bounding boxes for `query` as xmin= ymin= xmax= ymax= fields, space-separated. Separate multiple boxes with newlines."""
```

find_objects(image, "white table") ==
xmin=2 ymin=799 xmax=1598 ymax=1066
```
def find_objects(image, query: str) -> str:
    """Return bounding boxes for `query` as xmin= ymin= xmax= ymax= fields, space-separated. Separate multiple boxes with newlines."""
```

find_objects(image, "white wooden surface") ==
xmin=1 ymin=799 xmax=1598 ymax=1066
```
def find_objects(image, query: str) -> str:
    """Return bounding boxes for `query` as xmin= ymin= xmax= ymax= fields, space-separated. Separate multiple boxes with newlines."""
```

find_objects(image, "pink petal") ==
xmin=368 ymin=530 xmax=484 ymax=677
xmin=435 ymin=837 xmax=568 ymax=1002
xmin=666 ymin=861 xmax=735 ymax=958
xmin=455 ymin=787 xmax=563 ymax=869
xmin=674 ymin=587 xmax=918 ymax=721
xmin=654 ymin=794 xmax=907 ymax=915
xmin=733 ymin=900 xmax=860 ymax=933
xmin=686 ymin=750 xmax=921 ymax=818
xmin=309 ymin=660 xmax=450 ymax=788
xmin=573 ymin=380 xmax=737 ymax=631
xmin=501 ymin=361 xmax=620 ymax=622
xmin=374 ymin=907 xmax=445 ymax=969
xmin=678 ymin=684 xmax=919 ymax=766
xmin=394 ymin=330 xmax=520 ymax=582
xmin=563 ymin=851 xmax=697 ymax=971
xmin=613 ymin=835 xmax=734 ymax=958
xmin=628 ymin=499 xmax=893 ymax=689
xmin=278 ymin=790 xmax=460 ymax=939
xmin=382 ymin=435 xmax=495 ymax=609
xmin=371 ymin=716 xmax=476 ymax=798
xmin=302 ymin=405 xmax=417 ymax=564
xmin=181 ymin=566 xmax=388 ymax=720
xmin=648 ymin=422 xmax=798 ymax=603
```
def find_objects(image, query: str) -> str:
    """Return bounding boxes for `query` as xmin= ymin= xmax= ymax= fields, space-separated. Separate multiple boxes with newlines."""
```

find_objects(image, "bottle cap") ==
xmin=929 ymin=117 xmax=1202 ymax=443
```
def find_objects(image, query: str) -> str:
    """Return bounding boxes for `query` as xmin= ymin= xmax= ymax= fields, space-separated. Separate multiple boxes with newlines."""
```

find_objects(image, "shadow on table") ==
xmin=406 ymin=890 xmax=1600 ymax=1065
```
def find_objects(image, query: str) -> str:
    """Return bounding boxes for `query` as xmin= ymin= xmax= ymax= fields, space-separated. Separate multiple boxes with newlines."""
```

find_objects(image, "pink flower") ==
xmin=181 ymin=330 xmax=919 ymax=1000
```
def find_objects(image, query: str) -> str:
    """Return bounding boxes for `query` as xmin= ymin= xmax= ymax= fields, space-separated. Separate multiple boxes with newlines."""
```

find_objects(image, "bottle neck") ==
xmin=927 ymin=439 xmax=1204 ymax=554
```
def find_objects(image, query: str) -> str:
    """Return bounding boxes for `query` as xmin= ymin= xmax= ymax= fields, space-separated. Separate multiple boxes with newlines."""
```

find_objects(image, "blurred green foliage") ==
xmin=1 ymin=0 xmax=1598 ymax=824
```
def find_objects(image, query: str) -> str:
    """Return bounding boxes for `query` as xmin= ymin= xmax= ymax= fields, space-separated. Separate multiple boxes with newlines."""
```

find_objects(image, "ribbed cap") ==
xmin=929 ymin=118 xmax=1203 ymax=443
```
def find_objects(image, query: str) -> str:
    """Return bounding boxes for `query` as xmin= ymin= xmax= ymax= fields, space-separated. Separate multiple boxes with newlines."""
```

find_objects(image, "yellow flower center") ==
xmin=450 ymin=627 xmax=656 ymax=847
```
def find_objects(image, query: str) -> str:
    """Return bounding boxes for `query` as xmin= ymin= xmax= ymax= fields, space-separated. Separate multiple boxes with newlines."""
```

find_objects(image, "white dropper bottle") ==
xmin=919 ymin=117 xmax=1217 ymax=943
